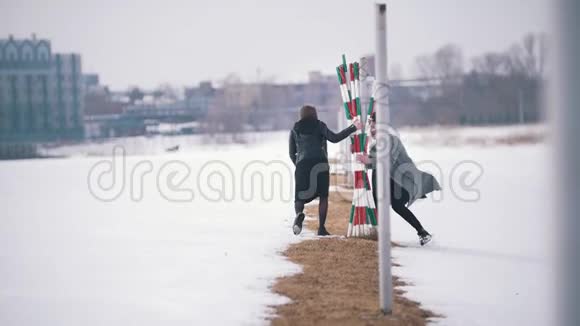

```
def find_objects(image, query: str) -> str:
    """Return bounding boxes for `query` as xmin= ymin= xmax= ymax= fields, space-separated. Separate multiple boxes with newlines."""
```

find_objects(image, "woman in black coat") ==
xmin=289 ymin=105 xmax=360 ymax=236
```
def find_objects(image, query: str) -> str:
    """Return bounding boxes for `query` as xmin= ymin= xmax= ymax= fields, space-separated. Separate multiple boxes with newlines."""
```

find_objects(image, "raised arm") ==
xmin=289 ymin=130 xmax=297 ymax=165
xmin=356 ymin=144 xmax=377 ymax=169
xmin=321 ymin=121 xmax=356 ymax=143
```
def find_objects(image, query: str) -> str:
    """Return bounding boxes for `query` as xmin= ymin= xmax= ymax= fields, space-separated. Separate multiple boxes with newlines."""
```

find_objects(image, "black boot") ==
xmin=317 ymin=226 xmax=331 ymax=236
xmin=317 ymin=196 xmax=330 ymax=236
xmin=418 ymin=229 xmax=432 ymax=246
xmin=293 ymin=213 xmax=305 ymax=235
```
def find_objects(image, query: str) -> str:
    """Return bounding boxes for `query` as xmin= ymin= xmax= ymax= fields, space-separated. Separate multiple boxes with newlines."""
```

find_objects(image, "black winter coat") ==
xmin=289 ymin=118 xmax=356 ymax=165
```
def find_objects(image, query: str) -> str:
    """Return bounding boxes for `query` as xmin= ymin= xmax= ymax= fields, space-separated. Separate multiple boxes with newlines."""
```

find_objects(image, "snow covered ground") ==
xmin=329 ymin=124 xmax=554 ymax=325
xmin=0 ymin=135 xmax=301 ymax=326
xmin=389 ymin=133 xmax=555 ymax=325
xmin=1 ymin=124 xmax=554 ymax=325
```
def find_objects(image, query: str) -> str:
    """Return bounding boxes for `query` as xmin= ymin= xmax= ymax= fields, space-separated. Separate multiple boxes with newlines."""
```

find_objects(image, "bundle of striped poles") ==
xmin=336 ymin=55 xmax=378 ymax=238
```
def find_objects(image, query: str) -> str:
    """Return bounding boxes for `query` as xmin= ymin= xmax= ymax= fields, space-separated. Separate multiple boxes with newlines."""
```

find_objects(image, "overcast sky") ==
xmin=1 ymin=0 xmax=550 ymax=90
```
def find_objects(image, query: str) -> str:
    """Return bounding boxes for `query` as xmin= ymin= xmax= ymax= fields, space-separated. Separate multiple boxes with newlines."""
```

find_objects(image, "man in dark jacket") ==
xmin=289 ymin=105 xmax=360 ymax=236
xmin=357 ymin=113 xmax=440 ymax=246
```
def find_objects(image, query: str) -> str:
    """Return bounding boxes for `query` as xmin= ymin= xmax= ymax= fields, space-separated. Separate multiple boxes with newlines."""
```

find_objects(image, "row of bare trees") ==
xmin=413 ymin=33 xmax=546 ymax=80
xmin=471 ymin=33 xmax=546 ymax=78
xmin=390 ymin=33 xmax=546 ymax=126
xmin=126 ymin=84 xmax=181 ymax=105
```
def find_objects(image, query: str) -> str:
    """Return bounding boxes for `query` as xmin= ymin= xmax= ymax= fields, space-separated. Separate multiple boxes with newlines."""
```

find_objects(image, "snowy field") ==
xmin=391 ymin=142 xmax=554 ymax=326
xmin=1 ymin=124 xmax=554 ymax=325
xmin=330 ymin=123 xmax=554 ymax=325
xmin=0 ymin=135 xmax=301 ymax=325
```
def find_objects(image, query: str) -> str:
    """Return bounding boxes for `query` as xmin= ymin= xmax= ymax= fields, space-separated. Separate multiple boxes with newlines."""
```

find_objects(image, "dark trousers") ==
xmin=372 ymin=172 xmax=425 ymax=234
xmin=294 ymin=196 xmax=329 ymax=231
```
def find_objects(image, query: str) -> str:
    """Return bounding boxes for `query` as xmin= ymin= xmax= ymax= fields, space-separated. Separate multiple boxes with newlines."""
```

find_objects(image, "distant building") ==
xmin=82 ymin=73 xmax=99 ymax=93
xmin=0 ymin=34 xmax=84 ymax=141
xmin=184 ymin=81 xmax=215 ymax=118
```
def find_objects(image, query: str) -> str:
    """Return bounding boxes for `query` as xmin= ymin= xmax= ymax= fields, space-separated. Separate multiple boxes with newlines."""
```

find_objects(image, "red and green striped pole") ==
xmin=336 ymin=55 xmax=377 ymax=238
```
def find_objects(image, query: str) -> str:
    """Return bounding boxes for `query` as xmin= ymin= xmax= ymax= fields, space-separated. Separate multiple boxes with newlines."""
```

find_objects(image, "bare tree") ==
xmin=471 ymin=52 xmax=509 ymax=75
xmin=204 ymin=73 xmax=250 ymax=143
xmin=156 ymin=83 xmax=181 ymax=101
xmin=151 ymin=89 xmax=164 ymax=101
xmin=415 ymin=44 xmax=464 ymax=80
xmin=505 ymin=33 xmax=547 ymax=78
xmin=127 ymin=87 xmax=145 ymax=104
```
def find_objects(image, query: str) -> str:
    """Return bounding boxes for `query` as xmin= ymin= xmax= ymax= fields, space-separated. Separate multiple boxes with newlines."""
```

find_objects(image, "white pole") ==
xmin=338 ymin=107 xmax=352 ymax=186
xmin=518 ymin=89 xmax=524 ymax=124
xmin=375 ymin=2 xmax=393 ymax=314
xmin=553 ymin=2 xmax=580 ymax=325
xmin=359 ymin=64 xmax=375 ymax=126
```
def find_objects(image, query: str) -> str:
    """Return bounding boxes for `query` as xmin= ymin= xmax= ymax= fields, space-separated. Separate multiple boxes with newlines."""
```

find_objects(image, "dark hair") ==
xmin=300 ymin=105 xmax=318 ymax=120
xmin=370 ymin=112 xmax=376 ymax=122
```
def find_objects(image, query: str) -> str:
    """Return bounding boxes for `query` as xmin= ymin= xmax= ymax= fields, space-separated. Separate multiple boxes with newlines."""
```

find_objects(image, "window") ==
xmin=21 ymin=43 xmax=34 ymax=61
xmin=36 ymin=42 xmax=50 ymax=62
xmin=5 ymin=43 xmax=18 ymax=61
